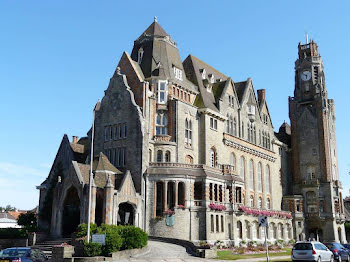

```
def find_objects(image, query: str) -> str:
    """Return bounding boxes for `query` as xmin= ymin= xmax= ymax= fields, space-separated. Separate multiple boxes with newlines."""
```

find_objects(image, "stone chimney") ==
xmin=257 ymin=89 xmax=266 ymax=104
xmin=72 ymin=136 xmax=78 ymax=144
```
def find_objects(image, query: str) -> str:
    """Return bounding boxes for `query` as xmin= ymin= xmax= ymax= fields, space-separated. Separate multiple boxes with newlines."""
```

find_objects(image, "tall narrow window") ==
xmin=241 ymin=121 xmax=244 ymax=138
xmin=233 ymin=117 xmax=237 ymax=136
xmin=185 ymin=119 xmax=192 ymax=145
xmin=240 ymin=156 xmax=245 ymax=179
xmin=258 ymin=197 xmax=262 ymax=208
xmin=210 ymin=148 xmax=216 ymax=167
xmin=157 ymin=150 xmax=163 ymax=162
xmin=257 ymin=162 xmax=262 ymax=192
xmin=229 ymin=116 xmax=233 ymax=134
xmin=267 ymin=198 xmax=271 ymax=209
xmin=158 ymin=81 xmax=167 ymax=104
xmin=249 ymin=160 xmax=254 ymax=190
xmin=211 ymin=215 xmax=214 ymax=232
xmin=165 ymin=151 xmax=171 ymax=162
xmin=221 ymin=215 xmax=224 ymax=232
xmin=156 ymin=113 xmax=168 ymax=135
xmin=149 ymin=149 xmax=152 ymax=162
xmin=226 ymin=114 xmax=230 ymax=133
xmin=230 ymin=153 xmax=236 ymax=170
xmin=250 ymin=195 xmax=254 ymax=207
xmin=266 ymin=165 xmax=270 ymax=193
xmin=137 ymin=47 xmax=144 ymax=64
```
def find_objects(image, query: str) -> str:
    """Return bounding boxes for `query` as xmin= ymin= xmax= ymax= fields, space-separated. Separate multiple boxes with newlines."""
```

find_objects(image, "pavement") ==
xmin=115 ymin=240 xmax=291 ymax=262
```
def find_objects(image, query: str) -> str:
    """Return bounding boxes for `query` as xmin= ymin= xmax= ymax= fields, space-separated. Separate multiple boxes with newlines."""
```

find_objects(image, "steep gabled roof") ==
xmin=137 ymin=21 xmax=169 ymax=40
xmin=94 ymin=152 xmax=122 ymax=174
xmin=233 ymin=81 xmax=247 ymax=104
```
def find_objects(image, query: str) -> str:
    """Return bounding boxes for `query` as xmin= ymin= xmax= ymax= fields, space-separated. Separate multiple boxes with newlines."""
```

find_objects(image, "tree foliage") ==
xmin=17 ymin=212 xmax=38 ymax=232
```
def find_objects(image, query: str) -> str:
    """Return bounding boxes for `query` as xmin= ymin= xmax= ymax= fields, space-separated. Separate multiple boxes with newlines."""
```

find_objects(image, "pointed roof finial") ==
xmin=154 ymin=16 xmax=158 ymax=23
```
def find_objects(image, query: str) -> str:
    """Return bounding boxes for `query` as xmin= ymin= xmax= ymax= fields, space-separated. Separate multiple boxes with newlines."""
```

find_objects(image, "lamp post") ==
xmin=87 ymin=101 xmax=98 ymax=243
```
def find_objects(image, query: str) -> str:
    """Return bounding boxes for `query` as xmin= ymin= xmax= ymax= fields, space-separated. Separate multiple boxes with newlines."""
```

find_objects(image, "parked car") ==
xmin=324 ymin=243 xmax=350 ymax=262
xmin=292 ymin=241 xmax=334 ymax=262
xmin=343 ymin=244 xmax=350 ymax=251
xmin=0 ymin=247 xmax=48 ymax=262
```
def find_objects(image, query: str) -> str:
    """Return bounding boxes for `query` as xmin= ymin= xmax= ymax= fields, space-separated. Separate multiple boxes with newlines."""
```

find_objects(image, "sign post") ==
xmin=259 ymin=216 xmax=269 ymax=262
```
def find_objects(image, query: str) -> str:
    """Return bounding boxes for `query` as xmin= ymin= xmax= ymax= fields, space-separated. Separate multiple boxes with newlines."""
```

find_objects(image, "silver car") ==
xmin=292 ymin=241 xmax=334 ymax=262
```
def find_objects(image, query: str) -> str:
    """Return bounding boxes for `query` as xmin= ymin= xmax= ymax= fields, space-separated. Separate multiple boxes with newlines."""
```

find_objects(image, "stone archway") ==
xmin=62 ymin=186 xmax=80 ymax=236
xmin=117 ymin=202 xmax=135 ymax=225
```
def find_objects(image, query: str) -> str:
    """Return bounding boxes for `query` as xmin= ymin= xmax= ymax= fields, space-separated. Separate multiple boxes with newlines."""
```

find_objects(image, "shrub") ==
xmin=96 ymin=225 xmax=123 ymax=255
xmin=0 ymin=228 xmax=27 ymax=239
xmin=118 ymin=226 xmax=148 ymax=250
xmin=83 ymin=241 xmax=102 ymax=257
xmin=75 ymin=223 xmax=98 ymax=238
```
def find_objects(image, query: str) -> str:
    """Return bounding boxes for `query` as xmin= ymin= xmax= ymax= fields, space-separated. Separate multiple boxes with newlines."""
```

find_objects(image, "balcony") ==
xmin=302 ymin=179 xmax=320 ymax=187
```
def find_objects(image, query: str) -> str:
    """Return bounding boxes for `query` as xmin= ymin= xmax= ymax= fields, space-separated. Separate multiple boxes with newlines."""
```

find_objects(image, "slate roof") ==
xmin=94 ymin=152 xmax=122 ymax=174
xmin=183 ymin=54 xmax=229 ymax=112
xmin=137 ymin=21 xmax=169 ymax=40
xmin=234 ymin=81 xmax=248 ymax=104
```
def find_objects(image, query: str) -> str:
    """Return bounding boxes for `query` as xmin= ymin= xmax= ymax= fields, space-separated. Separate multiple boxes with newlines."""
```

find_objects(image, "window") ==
xmin=247 ymin=105 xmax=255 ymax=115
xmin=210 ymin=117 xmax=217 ymax=130
xmin=258 ymin=197 xmax=262 ymax=208
xmin=249 ymin=160 xmax=254 ymax=190
xmin=105 ymin=126 xmax=111 ymax=141
xmin=210 ymin=148 xmax=216 ymax=167
xmin=157 ymin=150 xmax=163 ymax=162
xmin=138 ymin=47 xmax=144 ymax=64
xmin=216 ymin=215 xmax=219 ymax=232
xmin=267 ymin=198 xmax=271 ymax=209
xmin=156 ymin=113 xmax=168 ymax=135
xmin=209 ymin=74 xmax=215 ymax=84
xmin=233 ymin=118 xmax=237 ymax=136
xmin=185 ymin=119 xmax=192 ymax=145
xmin=230 ymin=153 xmax=236 ymax=170
xmin=165 ymin=151 xmax=171 ymax=162
xmin=149 ymin=149 xmax=152 ymax=162
xmin=257 ymin=162 xmax=262 ymax=192
xmin=221 ymin=215 xmax=224 ymax=232
xmin=266 ymin=165 xmax=270 ymax=193
xmin=228 ymin=95 xmax=234 ymax=108
xmin=173 ymin=66 xmax=183 ymax=80
xmin=185 ymin=155 xmax=193 ymax=164
xmin=226 ymin=114 xmax=230 ymax=133
xmin=124 ymin=124 xmax=127 ymax=138
xmin=241 ymin=121 xmax=244 ymax=138
xmin=119 ymin=123 xmax=123 ymax=138
xmin=240 ymin=156 xmax=245 ymax=179
xmin=237 ymin=221 xmax=242 ymax=238
xmin=200 ymin=69 xmax=206 ymax=80
xmin=250 ymin=195 xmax=254 ymax=207
xmin=211 ymin=215 xmax=214 ymax=232
xmin=307 ymin=166 xmax=316 ymax=180
xmin=158 ymin=80 xmax=168 ymax=104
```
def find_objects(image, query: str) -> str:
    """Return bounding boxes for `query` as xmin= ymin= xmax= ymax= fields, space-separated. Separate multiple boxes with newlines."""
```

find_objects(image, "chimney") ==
xmin=257 ymin=89 xmax=266 ymax=104
xmin=72 ymin=136 xmax=78 ymax=144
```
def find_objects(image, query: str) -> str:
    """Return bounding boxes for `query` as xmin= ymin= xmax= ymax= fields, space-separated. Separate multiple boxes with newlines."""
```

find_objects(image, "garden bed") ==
xmin=217 ymin=247 xmax=292 ymax=260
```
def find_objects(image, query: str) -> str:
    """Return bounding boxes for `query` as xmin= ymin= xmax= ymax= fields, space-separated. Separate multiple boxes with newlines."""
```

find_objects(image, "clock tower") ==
xmin=287 ymin=40 xmax=346 ymax=242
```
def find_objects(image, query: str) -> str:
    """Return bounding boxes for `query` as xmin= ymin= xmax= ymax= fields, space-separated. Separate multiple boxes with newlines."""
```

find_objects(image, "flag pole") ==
xmin=87 ymin=102 xmax=97 ymax=243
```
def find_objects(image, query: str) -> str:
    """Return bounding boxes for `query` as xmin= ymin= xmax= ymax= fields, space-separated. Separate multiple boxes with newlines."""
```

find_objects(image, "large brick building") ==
xmin=37 ymin=18 xmax=346 ymax=244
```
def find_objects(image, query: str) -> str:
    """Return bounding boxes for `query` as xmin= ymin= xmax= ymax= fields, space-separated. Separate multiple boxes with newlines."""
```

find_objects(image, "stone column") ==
xmin=90 ymin=179 xmax=96 ymax=224
xmin=175 ymin=182 xmax=179 ymax=207
xmin=104 ymin=174 xmax=114 ymax=225
xmin=163 ymin=181 xmax=168 ymax=211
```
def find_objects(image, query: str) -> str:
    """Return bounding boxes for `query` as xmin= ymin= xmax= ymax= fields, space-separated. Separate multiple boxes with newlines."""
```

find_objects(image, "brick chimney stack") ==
xmin=257 ymin=89 xmax=266 ymax=104
xmin=72 ymin=136 xmax=78 ymax=144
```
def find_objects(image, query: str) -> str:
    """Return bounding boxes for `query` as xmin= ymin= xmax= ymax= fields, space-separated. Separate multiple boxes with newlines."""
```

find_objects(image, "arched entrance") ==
xmin=62 ymin=186 xmax=80 ymax=236
xmin=117 ymin=202 xmax=134 ymax=225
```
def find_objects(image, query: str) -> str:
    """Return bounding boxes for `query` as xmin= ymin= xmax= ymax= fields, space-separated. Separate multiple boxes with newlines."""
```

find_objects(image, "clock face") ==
xmin=301 ymin=70 xmax=312 ymax=81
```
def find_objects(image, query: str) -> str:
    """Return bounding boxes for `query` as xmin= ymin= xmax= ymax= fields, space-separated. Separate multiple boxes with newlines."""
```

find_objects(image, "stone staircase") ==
xmin=32 ymin=238 xmax=72 ymax=259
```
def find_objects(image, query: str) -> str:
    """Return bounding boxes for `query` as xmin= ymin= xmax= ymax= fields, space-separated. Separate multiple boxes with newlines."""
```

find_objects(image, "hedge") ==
xmin=0 ymin=228 xmax=27 ymax=239
xmin=77 ymin=224 xmax=148 ymax=256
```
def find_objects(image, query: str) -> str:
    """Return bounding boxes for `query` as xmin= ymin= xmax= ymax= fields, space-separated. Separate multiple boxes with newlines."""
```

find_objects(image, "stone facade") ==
xmin=37 ymin=19 xmax=346 ymax=245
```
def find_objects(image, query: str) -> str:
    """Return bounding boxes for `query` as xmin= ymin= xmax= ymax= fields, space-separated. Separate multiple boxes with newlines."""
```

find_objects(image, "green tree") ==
xmin=17 ymin=212 xmax=37 ymax=232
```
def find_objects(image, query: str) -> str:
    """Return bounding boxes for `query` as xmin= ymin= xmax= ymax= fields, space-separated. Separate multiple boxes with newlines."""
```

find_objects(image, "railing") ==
xmin=193 ymin=200 xmax=204 ymax=207
xmin=302 ymin=179 xmax=320 ymax=186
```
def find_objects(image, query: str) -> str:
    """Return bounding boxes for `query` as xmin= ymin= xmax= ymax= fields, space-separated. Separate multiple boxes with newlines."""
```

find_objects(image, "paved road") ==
xmin=116 ymin=240 xmax=291 ymax=262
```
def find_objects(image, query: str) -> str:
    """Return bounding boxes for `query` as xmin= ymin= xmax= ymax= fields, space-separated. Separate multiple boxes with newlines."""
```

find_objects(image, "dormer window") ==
xmin=138 ymin=47 xmax=144 ymax=64
xmin=157 ymin=80 xmax=168 ymax=104
xmin=208 ymin=74 xmax=215 ymax=84
xmin=173 ymin=66 xmax=183 ymax=81
xmin=200 ymin=69 xmax=206 ymax=80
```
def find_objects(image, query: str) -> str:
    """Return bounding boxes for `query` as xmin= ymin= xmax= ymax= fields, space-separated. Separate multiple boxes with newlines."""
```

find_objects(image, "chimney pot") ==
xmin=72 ymin=136 xmax=78 ymax=144
xmin=257 ymin=89 xmax=266 ymax=103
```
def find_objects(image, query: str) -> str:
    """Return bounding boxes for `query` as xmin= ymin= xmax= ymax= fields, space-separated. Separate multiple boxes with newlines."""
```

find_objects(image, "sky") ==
xmin=0 ymin=1 xmax=350 ymax=209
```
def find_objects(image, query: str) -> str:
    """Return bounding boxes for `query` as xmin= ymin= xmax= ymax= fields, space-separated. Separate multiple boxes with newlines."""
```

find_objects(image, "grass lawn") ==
xmin=216 ymin=247 xmax=292 ymax=260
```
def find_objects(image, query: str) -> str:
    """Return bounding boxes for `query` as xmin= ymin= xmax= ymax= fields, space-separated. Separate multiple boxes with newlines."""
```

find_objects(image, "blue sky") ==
xmin=0 ymin=1 xmax=349 ymax=209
